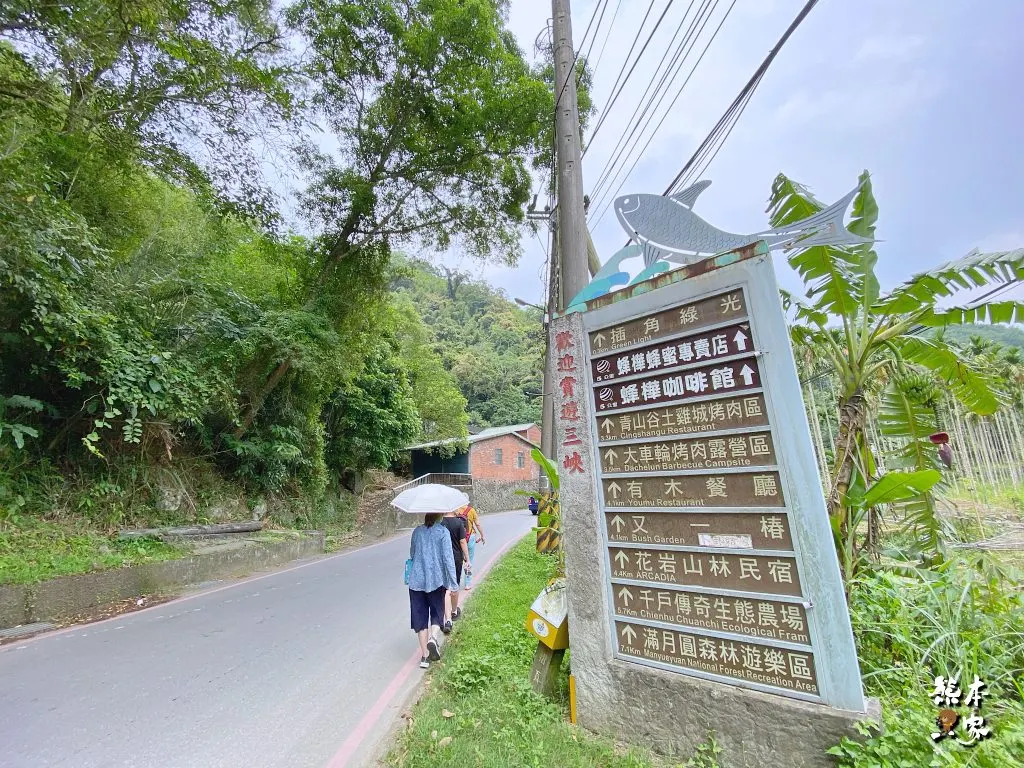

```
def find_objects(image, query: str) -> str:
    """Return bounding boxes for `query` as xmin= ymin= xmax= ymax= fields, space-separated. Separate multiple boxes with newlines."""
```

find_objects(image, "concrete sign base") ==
xmin=578 ymin=661 xmax=880 ymax=767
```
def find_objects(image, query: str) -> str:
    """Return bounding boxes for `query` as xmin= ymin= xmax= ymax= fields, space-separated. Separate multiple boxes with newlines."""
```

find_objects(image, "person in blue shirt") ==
xmin=407 ymin=513 xmax=459 ymax=669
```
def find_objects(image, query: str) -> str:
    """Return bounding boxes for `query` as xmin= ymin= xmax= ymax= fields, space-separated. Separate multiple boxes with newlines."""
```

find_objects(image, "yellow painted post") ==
xmin=569 ymin=674 xmax=578 ymax=724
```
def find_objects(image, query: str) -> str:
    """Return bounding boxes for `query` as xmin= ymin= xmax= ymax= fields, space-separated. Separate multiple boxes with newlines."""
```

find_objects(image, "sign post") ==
xmin=549 ymin=248 xmax=878 ymax=766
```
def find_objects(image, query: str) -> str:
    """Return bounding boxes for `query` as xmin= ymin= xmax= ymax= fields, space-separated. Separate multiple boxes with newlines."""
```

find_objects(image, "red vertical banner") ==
xmin=553 ymin=326 xmax=587 ymax=474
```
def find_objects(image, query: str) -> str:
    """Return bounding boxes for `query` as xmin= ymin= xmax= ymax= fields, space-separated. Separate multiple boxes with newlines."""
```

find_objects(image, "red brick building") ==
xmin=405 ymin=423 xmax=542 ymax=512
xmin=468 ymin=424 xmax=542 ymax=482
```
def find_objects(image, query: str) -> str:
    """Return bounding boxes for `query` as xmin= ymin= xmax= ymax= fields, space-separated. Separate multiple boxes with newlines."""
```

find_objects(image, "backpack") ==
xmin=458 ymin=506 xmax=475 ymax=539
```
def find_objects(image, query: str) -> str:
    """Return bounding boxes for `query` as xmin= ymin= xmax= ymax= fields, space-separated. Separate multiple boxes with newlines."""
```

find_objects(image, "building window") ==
xmin=517 ymin=451 xmax=525 ymax=469
xmin=494 ymin=448 xmax=503 ymax=465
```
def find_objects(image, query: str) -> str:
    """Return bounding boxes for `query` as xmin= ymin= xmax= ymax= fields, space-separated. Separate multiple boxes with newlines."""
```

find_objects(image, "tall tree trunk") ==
xmin=232 ymin=358 xmax=293 ymax=439
xmin=230 ymin=215 xmax=362 ymax=438
xmin=994 ymin=411 xmax=1017 ymax=485
xmin=1007 ymin=407 xmax=1024 ymax=484
xmin=829 ymin=389 xmax=868 ymax=544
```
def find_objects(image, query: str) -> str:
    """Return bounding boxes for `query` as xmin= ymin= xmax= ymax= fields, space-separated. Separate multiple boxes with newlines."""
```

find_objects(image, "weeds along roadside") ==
xmin=830 ymin=552 xmax=1024 ymax=766
xmin=385 ymin=538 xmax=719 ymax=768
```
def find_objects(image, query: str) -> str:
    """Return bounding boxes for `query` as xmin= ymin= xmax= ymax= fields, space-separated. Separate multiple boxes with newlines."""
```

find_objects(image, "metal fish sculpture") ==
xmin=614 ymin=180 xmax=871 ymax=268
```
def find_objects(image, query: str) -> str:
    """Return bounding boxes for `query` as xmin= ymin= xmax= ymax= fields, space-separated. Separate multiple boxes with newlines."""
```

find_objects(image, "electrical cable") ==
xmin=587 ymin=0 xmax=708 ymax=202
xmin=589 ymin=0 xmax=735 ymax=221
xmin=661 ymin=0 xmax=821 ymax=196
xmin=581 ymin=0 xmax=612 ymax=66
xmin=584 ymin=0 xmax=669 ymax=147
xmin=588 ymin=0 xmax=626 ymax=81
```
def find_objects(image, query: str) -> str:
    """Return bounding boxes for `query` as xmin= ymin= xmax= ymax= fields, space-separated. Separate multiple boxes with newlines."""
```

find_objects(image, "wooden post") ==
xmin=530 ymin=642 xmax=566 ymax=697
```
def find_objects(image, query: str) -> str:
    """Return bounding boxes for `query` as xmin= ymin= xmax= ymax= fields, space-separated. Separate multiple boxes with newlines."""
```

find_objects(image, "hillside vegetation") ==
xmin=392 ymin=257 xmax=544 ymax=429
xmin=934 ymin=323 xmax=1024 ymax=350
xmin=0 ymin=0 xmax=556 ymax=582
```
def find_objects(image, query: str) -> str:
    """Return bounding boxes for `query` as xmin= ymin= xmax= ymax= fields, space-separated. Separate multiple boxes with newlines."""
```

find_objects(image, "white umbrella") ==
xmin=391 ymin=483 xmax=469 ymax=515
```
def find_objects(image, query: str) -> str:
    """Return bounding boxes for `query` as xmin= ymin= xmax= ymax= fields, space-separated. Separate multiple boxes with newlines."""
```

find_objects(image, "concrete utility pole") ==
xmin=541 ymin=223 xmax=559 ymax=464
xmin=551 ymin=0 xmax=589 ymax=310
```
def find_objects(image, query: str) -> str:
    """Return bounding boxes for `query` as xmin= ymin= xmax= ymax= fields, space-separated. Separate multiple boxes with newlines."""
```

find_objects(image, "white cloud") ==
xmin=769 ymin=68 xmax=942 ymax=131
xmin=853 ymin=33 xmax=926 ymax=64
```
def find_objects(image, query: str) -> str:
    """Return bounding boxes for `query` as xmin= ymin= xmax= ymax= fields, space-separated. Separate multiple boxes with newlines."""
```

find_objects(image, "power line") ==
xmin=589 ymin=0 xmax=736 ymax=222
xmin=583 ymin=0 xmax=667 ymax=149
xmin=580 ymin=0 xmax=612 ymax=66
xmin=667 ymin=71 xmax=756 ymax=196
xmin=662 ymin=0 xmax=821 ymax=196
xmin=588 ymin=0 xmax=708 ymax=202
xmin=588 ymin=0 xmax=625 ymax=81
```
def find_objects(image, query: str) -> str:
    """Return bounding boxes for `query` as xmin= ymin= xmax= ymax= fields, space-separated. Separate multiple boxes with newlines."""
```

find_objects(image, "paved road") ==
xmin=0 ymin=511 xmax=534 ymax=768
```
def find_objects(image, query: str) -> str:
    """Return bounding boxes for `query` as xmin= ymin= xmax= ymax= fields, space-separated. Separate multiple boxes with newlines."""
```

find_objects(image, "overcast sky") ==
xmin=437 ymin=0 xmax=1024 ymax=307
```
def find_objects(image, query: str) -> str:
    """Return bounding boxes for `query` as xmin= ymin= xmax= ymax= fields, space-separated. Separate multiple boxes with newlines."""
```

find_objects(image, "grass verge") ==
xmin=0 ymin=516 xmax=187 ymax=585
xmin=385 ymin=538 xmax=717 ymax=768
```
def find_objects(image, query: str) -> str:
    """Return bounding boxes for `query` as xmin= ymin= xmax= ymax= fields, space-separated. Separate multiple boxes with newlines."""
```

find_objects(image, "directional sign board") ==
xmin=555 ymin=254 xmax=864 ymax=713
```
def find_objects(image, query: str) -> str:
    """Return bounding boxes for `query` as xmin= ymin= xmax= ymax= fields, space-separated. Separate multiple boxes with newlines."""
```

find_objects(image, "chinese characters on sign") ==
xmin=589 ymin=291 xmax=748 ymax=352
xmin=600 ymin=431 xmax=777 ymax=473
xmin=596 ymin=395 xmax=770 ymax=441
xmin=614 ymin=620 xmax=818 ymax=695
xmin=591 ymin=323 xmax=752 ymax=383
xmin=609 ymin=548 xmax=803 ymax=596
xmin=594 ymin=357 xmax=762 ymax=412
xmin=602 ymin=472 xmax=785 ymax=508
xmin=604 ymin=511 xmax=794 ymax=550
xmin=586 ymin=286 xmax=823 ymax=698
xmin=930 ymin=674 xmax=992 ymax=747
xmin=554 ymin=330 xmax=587 ymax=476
xmin=612 ymin=585 xmax=809 ymax=644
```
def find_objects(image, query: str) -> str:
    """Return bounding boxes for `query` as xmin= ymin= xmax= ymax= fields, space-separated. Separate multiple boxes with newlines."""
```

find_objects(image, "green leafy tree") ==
xmin=389 ymin=295 xmax=469 ymax=446
xmin=770 ymin=171 xmax=1024 ymax=576
xmin=1 ymin=0 xmax=294 ymax=219
xmin=322 ymin=339 xmax=420 ymax=474
xmin=230 ymin=0 xmax=551 ymax=432
xmin=391 ymin=256 xmax=543 ymax=428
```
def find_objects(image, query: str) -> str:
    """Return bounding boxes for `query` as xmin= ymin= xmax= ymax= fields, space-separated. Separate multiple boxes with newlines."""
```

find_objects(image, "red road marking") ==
xmin=322 ymin=533 xmax=525 ymax=768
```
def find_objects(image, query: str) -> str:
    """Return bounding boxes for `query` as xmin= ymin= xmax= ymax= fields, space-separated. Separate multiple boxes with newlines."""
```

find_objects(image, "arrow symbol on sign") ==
xmin=604 ymin=448 xmax=619 ymax=465
xmin=620 ymin=625 xmax=637 ymax=645
xmin=593 ymin=332 xmax=606 ymax=348
xmin=611 ymin=515 xmax=625 ymax=532
xmin=740 ymin=364 xmax=755 ymax=386
xmin=733 ymin=329 xmax=748 ymax=351
xmin=607 ymin=481 xmax=622 ymax=500
xmin=618 ymin=586 xmax=633 ymax=605
xmin=601 ymin=418 xmax=614 ymax=435
xmin=614 ymin=550 xmax=630 ymax=568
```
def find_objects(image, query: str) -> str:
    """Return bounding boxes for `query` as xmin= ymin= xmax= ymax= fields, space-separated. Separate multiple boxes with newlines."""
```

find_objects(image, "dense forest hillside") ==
xmin=934 ymin=322 xmax=1024 ymax=350
xmin=0 ymin=0 xmax=561 ymax=579
xmin=392 ymin=258 xmax=544 ymax=429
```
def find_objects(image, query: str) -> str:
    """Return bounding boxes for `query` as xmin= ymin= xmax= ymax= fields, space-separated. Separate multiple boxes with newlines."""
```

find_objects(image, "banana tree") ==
xmin=518 ymin=447 xmax=565 ymax=575
xmin=770 ymin=171 xmax=1024 ymax=576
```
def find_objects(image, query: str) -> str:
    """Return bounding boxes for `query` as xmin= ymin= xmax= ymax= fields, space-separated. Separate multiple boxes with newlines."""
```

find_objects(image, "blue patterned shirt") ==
xmin=408 ymin=523 xmax=458 ymax=593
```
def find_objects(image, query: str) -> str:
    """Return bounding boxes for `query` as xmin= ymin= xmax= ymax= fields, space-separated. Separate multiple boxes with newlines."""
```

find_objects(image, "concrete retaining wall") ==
xmin=471 ymin=479 xmax=536 ymax=514
xmin=0 ymin=532 xmax=324 ymax=630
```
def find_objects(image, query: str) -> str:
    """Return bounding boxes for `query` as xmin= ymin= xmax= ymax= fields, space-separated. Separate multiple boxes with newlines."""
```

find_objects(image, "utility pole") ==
xmin=541 ymin=222 xmax=559 ymax=464
xmin=551 ymin=0 xmax=589 ymax=310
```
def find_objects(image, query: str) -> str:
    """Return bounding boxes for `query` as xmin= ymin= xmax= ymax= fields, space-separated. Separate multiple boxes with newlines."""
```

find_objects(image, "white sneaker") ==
xmin=419 ymin=656 xmax=429 ymax=669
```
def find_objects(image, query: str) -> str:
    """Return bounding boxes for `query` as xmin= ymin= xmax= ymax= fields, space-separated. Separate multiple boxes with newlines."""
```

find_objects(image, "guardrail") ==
xmin=387 ymin=473 xmax=474 ymax=532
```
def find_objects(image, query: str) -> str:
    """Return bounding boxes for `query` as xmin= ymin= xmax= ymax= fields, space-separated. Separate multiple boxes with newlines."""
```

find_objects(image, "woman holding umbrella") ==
xmin=394 ymin=484 xmax=465 ymax=669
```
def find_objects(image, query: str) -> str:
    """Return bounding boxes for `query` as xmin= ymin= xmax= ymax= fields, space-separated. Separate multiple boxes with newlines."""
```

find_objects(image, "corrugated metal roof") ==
xmin=406 ymin=423 xmax=537 ymax=451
